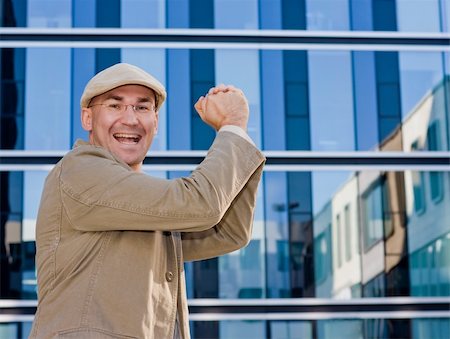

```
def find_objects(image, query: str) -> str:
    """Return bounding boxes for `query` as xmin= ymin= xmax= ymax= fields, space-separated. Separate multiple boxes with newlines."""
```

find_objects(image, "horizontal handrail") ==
xmin=1 ymin=297 xmax=449 ymax=322
xmin=0 ymin=28 xmax=449 ymax=51
xmin=0 ymin=151 xmax=448 ymax=171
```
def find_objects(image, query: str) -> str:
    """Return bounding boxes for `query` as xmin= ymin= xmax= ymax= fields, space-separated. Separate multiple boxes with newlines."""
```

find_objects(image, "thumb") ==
xmin=194 ymin=96 xmax=205 ymax=114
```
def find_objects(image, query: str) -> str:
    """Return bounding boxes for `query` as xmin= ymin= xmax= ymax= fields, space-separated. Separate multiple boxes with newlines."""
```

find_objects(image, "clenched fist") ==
xmin=194 ymin=84 xmax=249 ymax=131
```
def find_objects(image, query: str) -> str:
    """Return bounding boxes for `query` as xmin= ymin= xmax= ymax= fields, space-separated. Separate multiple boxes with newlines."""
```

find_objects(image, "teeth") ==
xmin=113 ymin=133 xmax=141 ymax=143
xmin=114 ymin=133 xmax=140 ymax=139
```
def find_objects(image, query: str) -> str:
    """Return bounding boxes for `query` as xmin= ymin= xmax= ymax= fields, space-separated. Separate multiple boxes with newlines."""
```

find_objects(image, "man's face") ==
xmin=81 ymin=84 xmax=158 ymax=172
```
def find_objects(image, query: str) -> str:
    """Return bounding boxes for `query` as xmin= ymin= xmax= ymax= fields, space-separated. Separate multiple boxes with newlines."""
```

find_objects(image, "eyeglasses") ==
xmin=88 ymin=103 xmax=155 ymax=114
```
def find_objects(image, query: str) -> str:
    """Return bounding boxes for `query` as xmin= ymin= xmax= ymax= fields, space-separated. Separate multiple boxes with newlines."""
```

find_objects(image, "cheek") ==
xmin=145 ymin=116 xmax=158 ymax=133
xmin=95 ymin=114 xmax=117 ymax=131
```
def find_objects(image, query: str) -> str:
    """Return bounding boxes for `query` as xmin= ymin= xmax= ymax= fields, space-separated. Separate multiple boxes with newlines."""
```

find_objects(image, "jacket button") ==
xmin=165 ymin=271 xmax=174 ymax=282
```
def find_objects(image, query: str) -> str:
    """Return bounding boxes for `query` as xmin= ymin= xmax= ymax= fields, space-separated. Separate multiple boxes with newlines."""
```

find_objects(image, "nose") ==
xmin=121 ymin=105 xmax=138 ymax=125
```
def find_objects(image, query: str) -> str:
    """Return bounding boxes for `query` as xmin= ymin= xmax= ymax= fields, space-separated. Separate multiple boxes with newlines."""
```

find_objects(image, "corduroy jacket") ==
xmin=30 ymin=131 xmax=265 ymax=339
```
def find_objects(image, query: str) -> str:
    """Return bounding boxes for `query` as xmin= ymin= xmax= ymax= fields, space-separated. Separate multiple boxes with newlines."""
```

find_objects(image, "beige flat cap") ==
xmin=80 ymin=63 xmax=166 ymax=111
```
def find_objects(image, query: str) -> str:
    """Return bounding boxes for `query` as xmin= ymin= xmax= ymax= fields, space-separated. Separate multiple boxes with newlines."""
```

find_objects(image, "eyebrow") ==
xmin=104 ymin=94 xmax=153 ymax=103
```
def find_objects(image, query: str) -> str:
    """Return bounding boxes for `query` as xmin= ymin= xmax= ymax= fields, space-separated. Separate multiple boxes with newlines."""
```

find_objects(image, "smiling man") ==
xmin=30 ymin=63 xmax=265 ymax=339
xmin=82 ymin=84 xmax=159 ymax=171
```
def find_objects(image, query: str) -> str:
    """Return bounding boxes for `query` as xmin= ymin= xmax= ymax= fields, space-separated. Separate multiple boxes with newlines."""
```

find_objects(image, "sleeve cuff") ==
xmin=219 ymin=125 xmax=256 ymax=147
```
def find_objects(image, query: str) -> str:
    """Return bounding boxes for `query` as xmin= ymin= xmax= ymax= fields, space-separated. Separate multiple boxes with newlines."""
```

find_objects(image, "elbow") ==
xmin=236 ymin=230 xmax=252 ymax=249
xmin=224 ymin=223 xmax=253 ymax=253
xmin=225 ymin=235 xmax=251 ymax=255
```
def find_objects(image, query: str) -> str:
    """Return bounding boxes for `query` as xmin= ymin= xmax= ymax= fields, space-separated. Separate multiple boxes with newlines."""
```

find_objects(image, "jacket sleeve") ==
xmin=181 ymin=161 xmax=264 ymax=261
xmin=60 ymin=131 xmax=265 ymax=233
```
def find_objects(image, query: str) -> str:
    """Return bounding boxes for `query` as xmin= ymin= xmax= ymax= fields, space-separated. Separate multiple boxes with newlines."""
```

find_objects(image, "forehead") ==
xmin=96 ymin=84 xmax=156 ymax=102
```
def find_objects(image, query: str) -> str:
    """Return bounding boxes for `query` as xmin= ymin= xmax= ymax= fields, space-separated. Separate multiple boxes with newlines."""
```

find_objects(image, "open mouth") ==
xmin=113 ymin=133 xmax=141 ymax=144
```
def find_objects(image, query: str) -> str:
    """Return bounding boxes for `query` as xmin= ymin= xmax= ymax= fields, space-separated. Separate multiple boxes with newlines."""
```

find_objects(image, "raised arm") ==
xmin=60 ymin=132 xmax=264 ymax=233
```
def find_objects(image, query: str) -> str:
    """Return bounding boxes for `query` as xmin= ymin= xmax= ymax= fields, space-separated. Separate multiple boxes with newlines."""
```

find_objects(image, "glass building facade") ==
xmin=1 ymin=0 xmax=449 ymax=338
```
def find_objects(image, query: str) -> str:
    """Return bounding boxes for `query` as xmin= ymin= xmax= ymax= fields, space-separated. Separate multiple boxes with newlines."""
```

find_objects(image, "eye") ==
xmin=107 ymin=103 xmax=122 ymax=110
xmin=136 ymin=105 xmax=151 ymax=113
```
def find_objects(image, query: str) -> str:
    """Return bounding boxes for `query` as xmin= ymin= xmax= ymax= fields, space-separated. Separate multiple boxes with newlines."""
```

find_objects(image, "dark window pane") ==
xmin=95 ymin=49 xmax=121 ymax=73
xmin=286 ymin=82 xmax=308 ymax=117
xmin=286 ymin=116 xmax=310 ymax=150
xmin=96 ymin=0 xmax=120 ymax=27
xmin=282 ymin=0 xmax=306 ymax=29
xmin=373 ymin=0 xmax=397 ymax=31
xmin=190 ymin=0 xmax=214 ymax=28
xmin=378 ymin=83 xmax=400 ymax=117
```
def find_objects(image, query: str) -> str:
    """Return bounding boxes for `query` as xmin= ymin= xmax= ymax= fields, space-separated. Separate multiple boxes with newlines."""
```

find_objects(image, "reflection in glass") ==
xmin=0 ymin=323 xmax=21 ymax=339
xmin=317 ymin=320 xmax=363 ymax=338
xmin=410 ymin=232 xmax=450 ymax=296
xmin=406 ymin=170 xmax=450 ymax=298
xmin=27 ymin=0 xmax=71 ymax=27
xmin=284 ymin=50 xmax=310 ymax=150
xmin=400 ymin=56 xmax=449 ymax=153
xmin=265 ymin=172 xmax=290 ymax=298
xmin=219 ymin=321 xmax=265 ymax=339
xmin=214 ymin=0 xmax=258 ymax=29
xmin=271 ymin=321 xmax=312 ymax=339
xmin=121 ymin=0 xmax=165 ymax=28
xmin=1 ymin=45 xmax=25 ymax=299
xmin=412 ymin=318 xmax=450 ymax=339
xmin=397 ymin=0 xmax=441 ymax=32
xmin=306 ymin=0 xmax=350 ymax=30
xmin=314 ymin=216 xmax=332 ymax=297
xmin=25 ymin=48 xmax=71 ymax=150
xmin=361 ymin=177 xmax=384 ymax=250
xmin=309 ymin=51 xmax=355 ymax=151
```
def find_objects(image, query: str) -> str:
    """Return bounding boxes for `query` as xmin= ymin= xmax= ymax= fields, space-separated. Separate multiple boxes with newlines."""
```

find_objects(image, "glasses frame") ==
xmin=88 ymin=103 xmax=156 ymax=114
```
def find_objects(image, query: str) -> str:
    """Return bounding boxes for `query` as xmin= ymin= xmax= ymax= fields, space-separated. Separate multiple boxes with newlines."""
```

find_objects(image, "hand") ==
xmin=194 ymin=84 xmax=249 ymax=131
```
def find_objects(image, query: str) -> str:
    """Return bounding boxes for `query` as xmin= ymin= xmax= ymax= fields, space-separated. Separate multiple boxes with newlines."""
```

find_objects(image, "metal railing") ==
xmin=1 ymin=297 xmax=449 ymax=323
xmin=0 ymin=28 xmax=449 ymax=51
xmin=0 ymin=150 xmax=449 ymax=172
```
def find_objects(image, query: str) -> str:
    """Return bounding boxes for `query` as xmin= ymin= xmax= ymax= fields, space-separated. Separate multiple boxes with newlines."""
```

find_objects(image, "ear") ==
xmin=81 ymin=107 xmax=93 ymax=132
xmin=154 ymin=111 xmax=159 ymax=134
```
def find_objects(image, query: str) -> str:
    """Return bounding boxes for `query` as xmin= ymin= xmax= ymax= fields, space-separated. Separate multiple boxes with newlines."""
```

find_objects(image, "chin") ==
xmin=115 ymin=153 xmax=141 ymax=167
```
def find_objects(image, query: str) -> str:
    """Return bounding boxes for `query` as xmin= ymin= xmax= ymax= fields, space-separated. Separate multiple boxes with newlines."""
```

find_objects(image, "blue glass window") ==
xmin=190 ymin=50 xmax=216 ymax=150
xmin=344 ymin=204 xmax=352 ymax=262
xmin=27 ymin=0 xmax=71 ymax=27
xmin=97 ymin=0 xmax=120 ymax=27
xmin=214 ymin=0 xmax=258 ymax=29
xmin=314 ymin=223 xmax=332 ymax=285
xmin=1 ymin=48 xmax=25 ymax=150
xmin=261 ymin=51 xmax=285 ymax=150
xmin=264 ymin=172 xmax=290 ymax=298
xmin=284 ymin=51 xmax=310 ymax=150
xmin=190 ymin=0 xmax=214 ymax=28
xmin=121 ymin=0 xmax=165 ymax=28
xmin=375 ymin=52 xmax=401 ymax=143
xmin=352 ymin=51 xmax=379 ymax=150
xmin=167 ymin=50 xmax=191 ymax=150
xmin=25 ymin=48 xmax=71 ymax=150
xmin=361 ymin=179 xmax=384 ymax=250
xmin=282 ymin=0 xmax=306 ymax=29
xmin=306 ymin=0 xmax=350 ymax=30
xmin=167 ymin=0 xmax=189 ymax=28
xmin=309 ymin=51 xmax=355 ymax=151
xmin=397 ymin=0 xmax=441 ymax=32
xmin=271 ymin=321 xmax=312 ymax=339
xmin=372 ymin=0 xmax=397 ymax=31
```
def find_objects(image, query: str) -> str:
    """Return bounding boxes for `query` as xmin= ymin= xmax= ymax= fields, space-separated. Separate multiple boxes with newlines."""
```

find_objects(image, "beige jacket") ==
xmin=30 ymin=131 xmax=265 ymax=339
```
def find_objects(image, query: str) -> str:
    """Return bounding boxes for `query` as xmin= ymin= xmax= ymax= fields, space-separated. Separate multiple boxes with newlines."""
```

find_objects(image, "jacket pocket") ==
xmin=57 ymin=327 xmax=138 ymax=339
